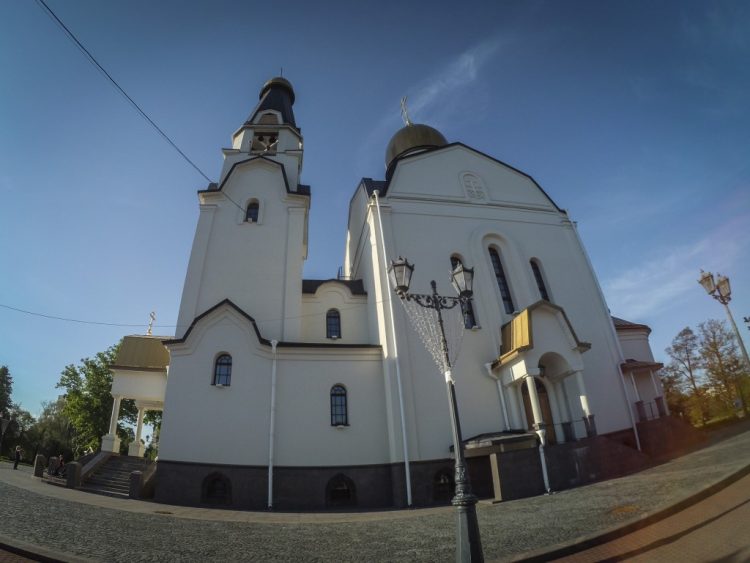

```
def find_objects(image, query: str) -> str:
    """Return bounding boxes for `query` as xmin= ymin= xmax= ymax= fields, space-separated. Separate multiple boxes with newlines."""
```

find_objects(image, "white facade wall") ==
xmin=618 ymin=330 xmax=656 ymax=362
xmin=299 ymin=285 xmax=370 ymax=343
xmin=175 ymin=160 xmax=309 ymax=342
xmin=345 ymin=146 xmax=635 ymax=460
xmin=161 ymin=304 xmax=387 ymax=466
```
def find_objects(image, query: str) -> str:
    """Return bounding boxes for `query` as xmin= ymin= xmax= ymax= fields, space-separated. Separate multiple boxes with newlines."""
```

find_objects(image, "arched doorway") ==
xmin=432 ymin=468 xmax=455 ymax=504
xmin=522 ymin=377 xmax=556 ymax=445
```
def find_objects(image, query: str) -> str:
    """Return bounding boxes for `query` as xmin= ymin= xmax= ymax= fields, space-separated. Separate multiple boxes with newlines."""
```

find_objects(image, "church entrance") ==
xmin=522 ymin=377 xmax=556 ymax=445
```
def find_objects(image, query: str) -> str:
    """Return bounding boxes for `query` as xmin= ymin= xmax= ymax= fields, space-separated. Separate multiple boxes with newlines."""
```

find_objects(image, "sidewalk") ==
xmin=0 ymin=427 xmax=749 ymax=562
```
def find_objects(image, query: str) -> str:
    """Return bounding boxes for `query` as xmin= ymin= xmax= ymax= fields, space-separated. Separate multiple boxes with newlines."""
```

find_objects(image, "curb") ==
xmin=510 ymin=462 xmax=750 ymax=562
xmin=0 ymin=533 xmax=94 ymax=563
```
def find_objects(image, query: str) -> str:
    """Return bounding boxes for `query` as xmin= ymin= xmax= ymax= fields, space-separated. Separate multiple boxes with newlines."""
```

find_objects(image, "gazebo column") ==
xmin=101 ymin=395 xmax=122 ymax=453
xmin=630 ymin=372 xmax=647 ymax=422
xmin=524 ymin=375 xmax=544 ymax=431
xmin=649 ymin=370 xmax=667 ymax=417
xmin=545 ymin=382 xmax=565 ymax=443
xmin=575 ymin=371 xmax=596 ymax=437
xmin=128 ymin=406 xmax=146 ymax=457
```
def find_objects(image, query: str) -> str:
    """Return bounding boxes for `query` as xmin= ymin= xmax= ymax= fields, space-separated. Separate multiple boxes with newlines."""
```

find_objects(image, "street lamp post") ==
xmin=389 ymin=257 xmax=484 ymax=563
xmin=698 ymin=271 xmax=750 ymax=373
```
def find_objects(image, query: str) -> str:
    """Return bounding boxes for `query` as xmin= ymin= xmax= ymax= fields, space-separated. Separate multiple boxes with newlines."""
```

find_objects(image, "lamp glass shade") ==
xmin=450 ymin=263 xmax=474 ymax=297
xmin=716 ymin=275 xmax=731 ymax=299
xmin=698 ymin=270 xmax=716 ymax=294
xmin=388 ymin=257 xmax=414 ymax=294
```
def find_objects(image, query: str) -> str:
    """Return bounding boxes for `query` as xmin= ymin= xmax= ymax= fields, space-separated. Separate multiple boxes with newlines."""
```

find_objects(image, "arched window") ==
xmin=213 ymin=354 xmax=232 ymax=386
xmin=450 ymin=256 xmax=478 ymax=328
xmin=530 ymin=260 xmax=550 ymax=301
xmin=326 ymin=474 xmax=357 ymax=508
xmin=326 ymin=309 xmax=341 ymax=339
xmin=245 ymin=201 xmax=260 ymax=223
xmin=488 ymin=248 xmax=515 ymax=314
xmin=330 ymin=385 xmax=348 ymax=426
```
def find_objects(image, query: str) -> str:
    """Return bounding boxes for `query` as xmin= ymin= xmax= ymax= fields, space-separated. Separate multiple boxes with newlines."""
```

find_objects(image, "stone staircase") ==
xmin=81 ymin=455 xmax=152 ymax=499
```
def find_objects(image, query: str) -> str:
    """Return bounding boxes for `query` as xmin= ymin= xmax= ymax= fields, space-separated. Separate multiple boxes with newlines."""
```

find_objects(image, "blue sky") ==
xmin=1 ymin=1 xmax=749 ymax=415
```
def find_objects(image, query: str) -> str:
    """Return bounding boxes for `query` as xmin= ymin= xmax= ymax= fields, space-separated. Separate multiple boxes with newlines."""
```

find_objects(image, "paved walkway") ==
xmin=0 ymin=428 xmax=749 ymax=562
xmin=550 ymin=472 xmax=750 ymax=562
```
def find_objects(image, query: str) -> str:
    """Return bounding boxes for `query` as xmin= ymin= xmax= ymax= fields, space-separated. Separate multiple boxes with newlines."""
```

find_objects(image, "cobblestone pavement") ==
xmin=0 ymin=429 xmax=749 ymax=562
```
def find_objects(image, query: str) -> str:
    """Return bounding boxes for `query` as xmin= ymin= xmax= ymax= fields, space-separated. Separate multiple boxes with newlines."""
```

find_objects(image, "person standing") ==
xmin=13 ymin=445 xmax=22 ymax=470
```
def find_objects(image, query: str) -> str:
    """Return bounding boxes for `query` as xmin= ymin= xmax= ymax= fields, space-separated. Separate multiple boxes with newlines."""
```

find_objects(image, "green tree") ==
xmin=660 ymin=364 xmax=691 ymax=420
xmin=0 ymin=365 xmax=13 ymax=417
xmin=28 ymin=397 xmax=74 ymax=461
xmin=4 ymin=405 xmax=36 ymax=463
xmin=56 ymin=343 xmax=136 ymax=456
xmin=698 ymin=319 xmax=749 ymax=417
xmin=665 ymin=327 xmax=709 ymax=424
xmin=0 ymin=366 xmax=33 ymax=461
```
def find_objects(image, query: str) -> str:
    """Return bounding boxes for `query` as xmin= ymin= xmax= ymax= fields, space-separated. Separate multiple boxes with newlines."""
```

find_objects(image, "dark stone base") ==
xmin=637 ymin=416 xmax=708 ymax=460
xmin=154 ymin=432 xmax=653 ymax=511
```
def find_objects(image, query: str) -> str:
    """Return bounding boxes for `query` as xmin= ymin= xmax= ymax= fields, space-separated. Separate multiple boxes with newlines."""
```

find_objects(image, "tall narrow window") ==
xmin=451 ymin=256 xmax=478 ymax=328
xmin=530 ymin=260 xmax=550 ymax=301
xmin=326 ymin=309 xmax=341 ymax=339
xmin=489 ymin=248 xmax=515 ymax=314
xmin=330 ymin=385 xmax=348 ymax=426
xmin=245 ymin=201 xmax=259 ymax=223
xmin=214 ymin=354 xmax=232 ymax=386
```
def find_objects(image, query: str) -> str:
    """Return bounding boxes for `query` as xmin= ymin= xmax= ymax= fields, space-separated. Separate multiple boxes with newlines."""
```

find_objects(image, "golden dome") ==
xmin=385 ymin=124 xmax=447 ymax=172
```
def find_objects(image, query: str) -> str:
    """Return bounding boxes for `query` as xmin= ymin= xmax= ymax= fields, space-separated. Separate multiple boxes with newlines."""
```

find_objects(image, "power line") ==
xmin=34 ymin=0 xmax=214 ymax=185
xmin=0 ymin=303 xmax=168 ymax=328
xmin=0 ymin=295 xmax=395 ymax=330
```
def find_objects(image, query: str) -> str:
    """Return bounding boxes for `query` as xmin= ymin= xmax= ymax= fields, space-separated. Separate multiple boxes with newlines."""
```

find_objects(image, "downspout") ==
xmin=267 ymin=339 xmax=278 ymax=509
xmin=568 ymin=219 xmax=642 ymax=451
xmin=372 ymin=190 xmax=413 ymax=506
xmin=484 ymin=363 xmax=510 ymax=431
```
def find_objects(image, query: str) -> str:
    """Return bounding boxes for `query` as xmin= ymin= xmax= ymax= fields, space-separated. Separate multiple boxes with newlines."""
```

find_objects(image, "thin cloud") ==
xmin=405 ymin=37 xmax=502 ymax=124
xmin=356 ymin=35 xmax=505 ymax=173
xmin=603 ymin=213 xmax=750 ymax=319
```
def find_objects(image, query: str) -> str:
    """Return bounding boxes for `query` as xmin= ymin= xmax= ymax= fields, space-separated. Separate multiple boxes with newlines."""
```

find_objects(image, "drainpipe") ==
xmin=267 ymin=339 xmax=278 ymax=509
xmin=372 ymin=190 xmax=413 ymax=506
xmin=484 ymin=363 xmax=510 ymax=431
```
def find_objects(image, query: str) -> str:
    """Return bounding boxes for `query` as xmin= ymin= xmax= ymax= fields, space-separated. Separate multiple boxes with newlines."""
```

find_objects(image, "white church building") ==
xmin=104 ymin=77 xmax=672 ymax=510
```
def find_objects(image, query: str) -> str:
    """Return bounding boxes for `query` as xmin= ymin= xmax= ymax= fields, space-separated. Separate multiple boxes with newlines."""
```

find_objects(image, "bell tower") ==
xmin=175 ymin=77 xmax=310 ymax=341
xmin=225 ymin=77 xmax=304 ymax=188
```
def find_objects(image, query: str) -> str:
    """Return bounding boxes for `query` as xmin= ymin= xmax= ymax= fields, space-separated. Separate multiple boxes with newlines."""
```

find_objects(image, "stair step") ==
xmin=87 ymin=478 xmax=129 ymax=486
xmin=80 ymin=486 xmax=130 ymax=499
xmin=77 ymin=456 xmax=153 ymax=501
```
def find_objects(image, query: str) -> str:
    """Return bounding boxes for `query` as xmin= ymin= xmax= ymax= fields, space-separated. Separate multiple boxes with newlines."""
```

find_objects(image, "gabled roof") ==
xmin=358 ymin=142 xmax=565 ymax=212
xmin=302 ymin=279 xmax=367 ymax=295
xmin=612 ymin=316 xmax=652 ymax=333
xmin=164 ymin=299 xmax=379 ymax=350
xmin=620 ymin=359 xmax=663 ymax=372
xmin=491 ymin=300 xmax=591 ymax=369
xmin=196 ymin=156 xmax=310 ymax=198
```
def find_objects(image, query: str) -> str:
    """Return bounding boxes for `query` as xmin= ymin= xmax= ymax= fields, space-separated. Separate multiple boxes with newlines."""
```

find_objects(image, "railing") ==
xmin=634 ymin=397 xmax=666 ymax=422
xmin=527 ymin=416 xmax=597 ymax=443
